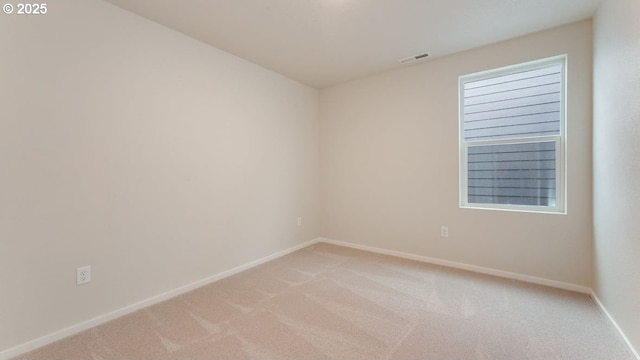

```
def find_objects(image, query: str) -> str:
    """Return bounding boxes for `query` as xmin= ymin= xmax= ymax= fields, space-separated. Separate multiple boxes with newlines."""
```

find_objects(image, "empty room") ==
xmin=1 ymin=0 xmax=639 ymax=359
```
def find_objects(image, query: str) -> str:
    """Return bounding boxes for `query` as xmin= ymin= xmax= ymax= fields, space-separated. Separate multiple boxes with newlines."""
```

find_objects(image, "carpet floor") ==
xmin=15 ymin=243 xmax=634 ymax=360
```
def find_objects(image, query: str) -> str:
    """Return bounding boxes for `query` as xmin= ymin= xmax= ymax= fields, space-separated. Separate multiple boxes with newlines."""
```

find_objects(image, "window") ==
xmin=459 ymin=56 xmax=566 ymax=213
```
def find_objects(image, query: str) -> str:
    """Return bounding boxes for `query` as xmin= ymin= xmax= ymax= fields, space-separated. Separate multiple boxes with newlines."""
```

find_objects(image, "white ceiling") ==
xmin=102 ymin=0 xmax=602 ymax=88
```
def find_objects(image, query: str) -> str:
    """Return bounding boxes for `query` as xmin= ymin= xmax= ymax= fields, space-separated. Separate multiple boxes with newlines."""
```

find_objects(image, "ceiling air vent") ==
xmin=399 ymin=52 xmax=430 ymax=65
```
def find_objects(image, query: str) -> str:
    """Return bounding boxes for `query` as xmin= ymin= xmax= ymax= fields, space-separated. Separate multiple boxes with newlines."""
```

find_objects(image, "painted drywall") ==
xmin=320 ymin=20 xmax=593 ymax=287
xmin=593 ymin=0 xmax=640 ymax=353
xmin=0 ymin=0 xmax=319 ymax=353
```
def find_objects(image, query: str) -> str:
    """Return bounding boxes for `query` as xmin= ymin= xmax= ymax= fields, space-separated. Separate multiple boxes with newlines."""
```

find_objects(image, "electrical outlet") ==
xmin=440 ymin=226 xmax=449 ymax=238
xmin=297 ymin=217 xmax=302 ymax=227
xmin=77 ymin=266 xmax=91 ymax=285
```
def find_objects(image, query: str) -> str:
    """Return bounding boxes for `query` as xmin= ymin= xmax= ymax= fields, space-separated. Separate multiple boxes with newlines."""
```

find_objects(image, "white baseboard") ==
xmin=4 ymin=237 xmax=637 ymax=360
xmin=590 ymin=291 xmax=640 ymax=360
xmin=319 ymin=238 xmax=591 ymax=293
xmin=0 ymin=238 xmax=321 ymax=360
xmin=319 ymin=238 xmax=640 ymax=358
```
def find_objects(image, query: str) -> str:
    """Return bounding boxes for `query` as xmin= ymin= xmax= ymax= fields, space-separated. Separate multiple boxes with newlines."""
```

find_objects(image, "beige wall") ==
xmin=0 ymin=0 xmax=319 ymax=352
xmin=593 ymin=0 xmax=640 ymax=353
xmin=320 ymin=21 xmax=593 ymax=286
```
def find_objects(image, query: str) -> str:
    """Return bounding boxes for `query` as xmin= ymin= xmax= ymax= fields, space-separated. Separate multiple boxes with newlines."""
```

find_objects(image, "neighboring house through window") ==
xmin=459 ymin=55 xmax=566 ymax=213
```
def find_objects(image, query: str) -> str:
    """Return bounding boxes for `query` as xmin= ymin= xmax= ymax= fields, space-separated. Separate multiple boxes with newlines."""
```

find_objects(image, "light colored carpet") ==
xmin=15 ymin=243 xmax=634 ymax=360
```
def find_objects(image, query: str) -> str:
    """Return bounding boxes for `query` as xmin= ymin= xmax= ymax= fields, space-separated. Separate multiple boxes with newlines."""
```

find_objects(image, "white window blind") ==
xmin=460 ymin=56 xmax=566 ymax=213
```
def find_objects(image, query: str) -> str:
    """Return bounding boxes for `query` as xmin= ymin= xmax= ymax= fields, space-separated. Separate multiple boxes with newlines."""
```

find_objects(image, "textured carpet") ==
xmin=15 ymin=243 xmax=634 ymax=360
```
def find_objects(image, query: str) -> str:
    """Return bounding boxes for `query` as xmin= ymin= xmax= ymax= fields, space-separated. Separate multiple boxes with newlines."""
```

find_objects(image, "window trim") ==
xmin=459 ymin=55 xmax=567 ymax=214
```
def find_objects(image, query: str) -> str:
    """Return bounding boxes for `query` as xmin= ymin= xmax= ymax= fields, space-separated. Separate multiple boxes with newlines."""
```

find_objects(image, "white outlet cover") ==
xmin=440 ymin=226 xmax=449 ymax=238
xmin=77 ymin=265 xmax=91 ymax=285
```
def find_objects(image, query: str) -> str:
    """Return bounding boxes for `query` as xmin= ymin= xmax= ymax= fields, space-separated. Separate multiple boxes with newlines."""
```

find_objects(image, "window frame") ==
xmin=459 ymin=55 xmax=567 ymax=214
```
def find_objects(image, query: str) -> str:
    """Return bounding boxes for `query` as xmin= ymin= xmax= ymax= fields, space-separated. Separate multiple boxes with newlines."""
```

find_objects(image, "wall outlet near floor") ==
xmin=77 ymin=266 xmax=91 ymax=285
xmin=440 ymin=226 xmax=449 ymax=238
xmin=297 ymin=217 xmax=302 ymax=227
